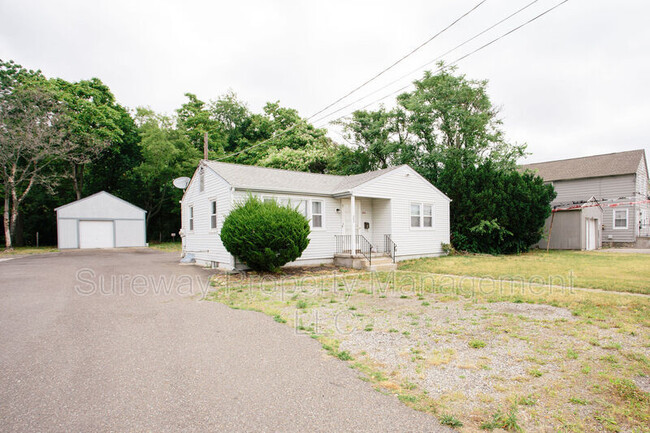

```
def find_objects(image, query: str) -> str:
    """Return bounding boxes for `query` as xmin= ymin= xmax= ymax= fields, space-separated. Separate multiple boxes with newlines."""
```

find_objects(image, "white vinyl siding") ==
xmin=182 ymin=164 xmax=233 ymax=266
xmin=614 ymin=209 xmax=628 ymax=229
xmin=352 ymin=165 xmax=450 ymax=259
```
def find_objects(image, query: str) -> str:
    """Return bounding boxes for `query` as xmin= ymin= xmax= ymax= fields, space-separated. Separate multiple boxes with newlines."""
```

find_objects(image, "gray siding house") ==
xmin=522 ymin=149 xmax=650 ymax=248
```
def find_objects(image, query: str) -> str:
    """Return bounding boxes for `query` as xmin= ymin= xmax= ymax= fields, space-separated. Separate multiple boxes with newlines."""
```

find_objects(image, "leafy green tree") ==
xmin=0 ymin=61 xmax=70 ymax=249
xmin=437 ymin=157 xmax=556 ymax=254
xmin=176 ymin=93 xmax=224 ymax=156
xmin=52 ymin=77 xmax=124 ymax=199
xmin=220 ymin=196 xmax=310 ymax=272
xmin=134 ymin=108 xmax=201 ymax=240
xmin=339 ymin=67 xmax=550 ymax=253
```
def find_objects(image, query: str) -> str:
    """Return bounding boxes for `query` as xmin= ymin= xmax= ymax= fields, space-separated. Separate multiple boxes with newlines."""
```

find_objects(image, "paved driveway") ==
xmin=0 ymin=249 xmax=447 ymax=432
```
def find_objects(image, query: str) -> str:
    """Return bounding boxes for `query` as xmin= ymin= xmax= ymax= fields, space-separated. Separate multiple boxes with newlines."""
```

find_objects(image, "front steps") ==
xmin=333 ymin=253 xmax=397 ymax=271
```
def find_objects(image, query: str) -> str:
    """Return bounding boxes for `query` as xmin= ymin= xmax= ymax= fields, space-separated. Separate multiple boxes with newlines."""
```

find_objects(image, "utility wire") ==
xmin=214 ymin=0 xmax=488 ymax=162
xmin=216 ymin=0 xmax=569 ymax=162
xmin=316 ymin=0 xmax=571 ymax=128
xmin=306 ymin=0 xmax=488 ymax=121
xmin=310 ymin=0 xmax=542 ymax=125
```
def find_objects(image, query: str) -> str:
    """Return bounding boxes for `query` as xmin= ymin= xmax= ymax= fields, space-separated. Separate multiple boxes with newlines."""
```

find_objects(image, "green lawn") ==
xmin=399 ymin=250 xmax=650 ymax=295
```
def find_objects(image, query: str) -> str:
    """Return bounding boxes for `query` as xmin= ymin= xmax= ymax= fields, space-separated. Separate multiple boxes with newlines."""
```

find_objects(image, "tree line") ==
xmin=1 ymin=59 xmax=554 ymax=253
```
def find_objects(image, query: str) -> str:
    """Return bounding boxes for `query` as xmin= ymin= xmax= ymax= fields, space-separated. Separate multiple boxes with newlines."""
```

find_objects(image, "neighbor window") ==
xmin=312 ymin=201 xmax=323 ymax=228
xmin=614 ymin=209 xmax=628 ymax=229
xmin=199 ymin=168 xmax=205 ymax=192
xmin=410 ymin=203 xmax=421 ymax=227
xmin=189 ymin=206 xmax=194 ymax=231
xmin=411 ymin=203 xmax=433 ymax=228
xmin=210 ymin=200 xmax=217 ymax=229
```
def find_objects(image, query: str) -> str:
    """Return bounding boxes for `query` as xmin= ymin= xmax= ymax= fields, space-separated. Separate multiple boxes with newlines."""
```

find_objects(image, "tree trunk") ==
xmin=3 ymin=192 xmax=12 ymax=250
xmin=72 ymin=163 xmax=84 ymax=200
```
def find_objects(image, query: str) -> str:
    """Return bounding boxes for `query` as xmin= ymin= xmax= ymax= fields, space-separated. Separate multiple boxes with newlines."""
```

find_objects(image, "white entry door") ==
xmin=585 ymin=219 xmax=597 ymax=251
xmin=79 ymin=220 xmax=115 ymax=249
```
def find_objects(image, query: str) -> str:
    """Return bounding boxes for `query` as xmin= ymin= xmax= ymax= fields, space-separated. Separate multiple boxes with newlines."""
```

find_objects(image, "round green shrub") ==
xmin=220 ymin=196 xmax=310 ymax=272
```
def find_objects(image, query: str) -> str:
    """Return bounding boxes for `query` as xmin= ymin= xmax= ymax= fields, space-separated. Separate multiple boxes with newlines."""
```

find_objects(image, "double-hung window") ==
xmin=189 ymin=206 xmax=194 ymax=231
xmin=311 ymin=201 xmax=323 ymax=228
xmin=210 ymin=200 xmax=217 ymax=229
xmin=411 ymin=203 xmax=434 ymax=228
xmin=410 ymin=203 xmax=421 ymax=228
xmin=613 ymin=209 xmax=628 ymax=229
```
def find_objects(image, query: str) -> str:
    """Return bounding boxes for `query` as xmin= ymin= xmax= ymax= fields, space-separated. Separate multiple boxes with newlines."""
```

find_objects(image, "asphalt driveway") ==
xmin=0 ymin=249 xmax=447 ymax=432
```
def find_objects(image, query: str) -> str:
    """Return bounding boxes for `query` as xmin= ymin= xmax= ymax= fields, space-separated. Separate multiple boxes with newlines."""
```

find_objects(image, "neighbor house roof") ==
xmin=203 ymin=161 xmax=402 ymax=195
xmin=520 ymin=149 xmax=646 ymax=182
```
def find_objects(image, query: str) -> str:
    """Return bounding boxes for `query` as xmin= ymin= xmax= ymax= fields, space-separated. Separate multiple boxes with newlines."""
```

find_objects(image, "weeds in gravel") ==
xmin=440 ymin=414 xmax=463 ymax=428
xmin=480 ymin=408 xmax=521 ymax=431
xmin=469 ymin=339 xmax=486 ymax=349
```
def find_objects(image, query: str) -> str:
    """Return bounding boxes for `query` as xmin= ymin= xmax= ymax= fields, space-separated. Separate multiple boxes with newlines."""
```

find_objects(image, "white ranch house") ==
xmin=180 ymin=161 xmax=450 ymax=270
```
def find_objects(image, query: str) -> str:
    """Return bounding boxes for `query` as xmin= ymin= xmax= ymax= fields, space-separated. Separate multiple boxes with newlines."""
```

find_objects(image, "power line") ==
xmin=215 ymin=0 xmax=488 ymax=162
xmin=316 ymin=0 xmax=571 ymax=128
xmin=216 ymin=0 xmax=570 ymax=162
xmin=306 ymin=0 xmax=488 ymax=121
xmin=310 ymin=0 xmax=542 ymax=125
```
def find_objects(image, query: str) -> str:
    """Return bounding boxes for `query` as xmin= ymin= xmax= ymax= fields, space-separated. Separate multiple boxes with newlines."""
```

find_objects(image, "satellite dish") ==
xmin=173 ymin=177 xmax=191 ymax=189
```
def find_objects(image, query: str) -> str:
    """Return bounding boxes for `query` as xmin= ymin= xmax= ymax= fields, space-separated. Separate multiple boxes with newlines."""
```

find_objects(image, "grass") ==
xmin=399 ymin=250 xmax=650 ymax=294
xmin=0 ymin=246 xmax=58 ymax=257
xmin=207 ymin=259 xmax=650 ymax=433
xmin=148 ymin=242 xmax=182 ymax=252
xmin=440 ymin=414 xmax=463 ymax=428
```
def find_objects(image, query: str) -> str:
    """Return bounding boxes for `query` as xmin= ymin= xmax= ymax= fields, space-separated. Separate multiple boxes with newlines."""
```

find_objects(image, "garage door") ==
xmin=79 ymin=221 xmax=115 ymax=249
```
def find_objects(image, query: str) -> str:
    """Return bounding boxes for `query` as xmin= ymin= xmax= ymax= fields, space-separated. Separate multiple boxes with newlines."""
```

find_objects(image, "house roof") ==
xmin=520 ymin=149 xmax=646 ymax=182
xmin=203 ymin=161 xmax=403 ymax=195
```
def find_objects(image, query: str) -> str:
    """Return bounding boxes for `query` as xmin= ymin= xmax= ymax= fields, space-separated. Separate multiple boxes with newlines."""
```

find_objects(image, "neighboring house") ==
xmin=56 ymin=191 xmax=147 ymax=249
xmin=522 ymin=149 xmax=650 ymax=249
xmin=180 ymin=161 xmax=450 ymax=270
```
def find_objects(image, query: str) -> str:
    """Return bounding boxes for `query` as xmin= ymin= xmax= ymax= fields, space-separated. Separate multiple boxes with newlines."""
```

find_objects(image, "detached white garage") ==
xmin=55 ymin=191 xmax=147 ymax=249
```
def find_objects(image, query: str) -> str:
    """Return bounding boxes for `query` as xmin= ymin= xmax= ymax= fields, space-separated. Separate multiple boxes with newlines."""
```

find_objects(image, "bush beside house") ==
xmin=220 ymin=196 xmax=310 ymax=272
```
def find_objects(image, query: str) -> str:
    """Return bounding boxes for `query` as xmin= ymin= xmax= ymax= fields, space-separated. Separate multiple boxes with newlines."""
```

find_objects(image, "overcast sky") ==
xmin=1 ymin=0 xmax=648 ymax=164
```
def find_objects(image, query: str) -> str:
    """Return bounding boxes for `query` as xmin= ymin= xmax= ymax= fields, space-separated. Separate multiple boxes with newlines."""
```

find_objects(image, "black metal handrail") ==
xmin=384 ymin=234 xmax=397 ymax=263
xmin=335 ymin=235 xmax=352 ymax=254
xmin=356 ymin=235 xmax=373 ymax=267
xmin=335 ymin=234 xmax=374 ymax=266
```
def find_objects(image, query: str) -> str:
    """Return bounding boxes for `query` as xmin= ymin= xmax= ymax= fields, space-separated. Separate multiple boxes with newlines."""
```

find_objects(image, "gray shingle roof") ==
xmin=204 ymin=161 xmax=402 ymax=195
xmin=520 ymin=149 xmax=646 ymax=182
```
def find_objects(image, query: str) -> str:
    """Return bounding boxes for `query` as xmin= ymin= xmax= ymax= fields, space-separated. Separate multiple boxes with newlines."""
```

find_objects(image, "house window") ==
xmin=189 ymin=206 xmax=194 ymax=231
xmin=199 ymin=168 xmax=205 ymax=192
xmin=411 ymin=203 xmax=421 ymax=227
xmin=312 ymin=201 xmax=323 ymax=228
xmin=210 ymin=200 xmax=217 ymax=229
xmin=423 ymin=204 xmax=433 ymax=227
xmin=411 ymin=203 xmax=434 ymax=228
xmin=614 ymin=209 xmax=628 ymax=229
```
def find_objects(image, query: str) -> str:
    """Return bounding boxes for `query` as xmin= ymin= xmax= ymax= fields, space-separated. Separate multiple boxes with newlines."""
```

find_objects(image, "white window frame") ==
xmin=209 ymin=199 xmax=217 ymax=230
xmin=311 ymin=200 xmax=325 ymax=229
xmin=613 ymin=208 xmax=628 ymax=230
xmin=199 ymin=168 xmax=205 ymax=192
xmin=188 ymin=205 xmax=194 ymax=232
xmin=410 ymin=202 xmax=434 ymax=230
